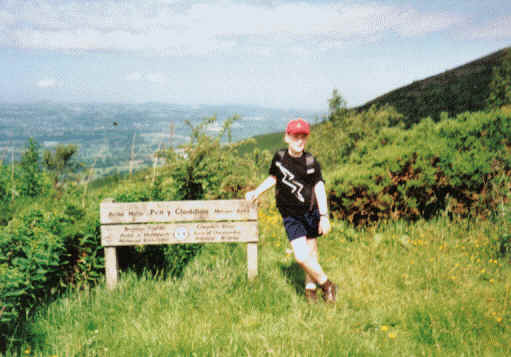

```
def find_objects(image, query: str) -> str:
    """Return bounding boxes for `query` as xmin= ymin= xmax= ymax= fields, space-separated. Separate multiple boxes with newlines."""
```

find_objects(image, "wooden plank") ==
xmin=247 ymin=243 xmax=258 ymax=280
xmin=100 ymin=199 xmax=257 ymax=224
xmin=101 ymin=221 xmax=258 ymax=246
xmin=105 ymin=247 xmax=118 ymax=290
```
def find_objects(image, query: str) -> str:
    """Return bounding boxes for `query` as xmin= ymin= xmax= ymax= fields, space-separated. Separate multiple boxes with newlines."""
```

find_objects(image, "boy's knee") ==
xmin=293 ymin=249 xmax=309 ymax=266
xmin=291 ymin=237 xmax=310 ymax=266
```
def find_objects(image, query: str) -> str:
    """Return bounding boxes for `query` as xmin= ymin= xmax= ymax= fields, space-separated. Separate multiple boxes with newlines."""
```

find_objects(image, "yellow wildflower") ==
xmin=380 ymin=325 xmax=389 ymax=332
xmin=388 ymin=332 xmax=397 ymax=339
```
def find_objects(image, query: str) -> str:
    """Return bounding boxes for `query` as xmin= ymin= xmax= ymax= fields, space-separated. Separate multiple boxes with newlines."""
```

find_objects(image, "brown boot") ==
xmin=305 ymin=289 xmax=318 ymax=304
xmin=320 ymin=280 xmax=337 ymax=304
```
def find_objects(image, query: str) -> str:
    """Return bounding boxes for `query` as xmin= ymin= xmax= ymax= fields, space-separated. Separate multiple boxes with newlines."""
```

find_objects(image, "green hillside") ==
xmin=239 ymin=46 xmax=511 ymax=154
xmin=357 ymin=47 xmax=511 ymax=126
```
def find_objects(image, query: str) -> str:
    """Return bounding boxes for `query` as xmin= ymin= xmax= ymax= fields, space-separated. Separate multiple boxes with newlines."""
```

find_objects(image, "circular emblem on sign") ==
xmin=174 ymin=227 xmax=188 ymax=241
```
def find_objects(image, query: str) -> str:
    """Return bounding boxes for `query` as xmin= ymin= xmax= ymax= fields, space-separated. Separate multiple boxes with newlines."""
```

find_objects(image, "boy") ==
xmin=245 ymin=118 xmax=337 ymax=303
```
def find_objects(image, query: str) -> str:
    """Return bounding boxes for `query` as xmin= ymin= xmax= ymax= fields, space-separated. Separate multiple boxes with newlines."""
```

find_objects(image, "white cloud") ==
xmin=145 ymin=73 xmax=166 ymax=84
xmin=468 ymin=16 xmax=511 ymax=40
xmin=1 ymin=1 xmax=463 ymax=56
xmin=125 ymin=72 xmax=167 ymax=84
xmin=125 ymin=72 xmax=143 ymax=81
xmin=37 ymin=78 xmax=57 ymax=88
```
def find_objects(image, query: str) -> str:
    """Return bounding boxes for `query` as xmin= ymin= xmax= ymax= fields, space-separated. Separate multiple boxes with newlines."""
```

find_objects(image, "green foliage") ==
xmin=235 ymin=131 xmax=285 ymax=156
xmin=308 ymin=103 xmax=403 ymax=171
xmin=328 ymin=109 xmax=511 ymax=224
xmin=162 ymin=115 xmax=253 ymax=200
xmin=0 ymin=200 xmax=103 ymax=346
xmin=0 ymin=165 xmax=8 ymax=203
xmin=487 ymin=52 xmax=511 ymax=109
xmin=43 ymin=144 xmax=79 ymax=188
xmin=328 ymin=88 xmax=349 ymax=124
xmin=17 ymin=139 xmax=44 ymax=198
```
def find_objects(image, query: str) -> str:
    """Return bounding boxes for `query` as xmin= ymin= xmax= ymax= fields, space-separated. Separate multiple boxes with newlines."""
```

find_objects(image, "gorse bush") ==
xmin=162 ymin=115 xmax=254 ymax=200
xmin=0 ymin=140 xmax=99 ymax=348
xmin=486 ymin=52 xmax=511 ymax=110
xmin=327 ymin=109 xmax=511 ymax=224
xmin=0 ymin=199 xmax=103 ymax=345
xmin=308 ymin=104 xmax=404 ymax=171
xmin=17 ymin=139 xmax=46 ymax=198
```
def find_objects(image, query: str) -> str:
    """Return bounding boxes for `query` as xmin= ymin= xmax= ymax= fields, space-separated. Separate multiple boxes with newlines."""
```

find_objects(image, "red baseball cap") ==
xmin=286 ymin=118 xmax=310 ymax=135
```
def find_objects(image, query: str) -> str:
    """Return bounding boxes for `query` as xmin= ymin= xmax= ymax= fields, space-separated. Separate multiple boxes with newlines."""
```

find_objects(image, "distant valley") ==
xmin=0 ymin=102 xmax=322 ymax=176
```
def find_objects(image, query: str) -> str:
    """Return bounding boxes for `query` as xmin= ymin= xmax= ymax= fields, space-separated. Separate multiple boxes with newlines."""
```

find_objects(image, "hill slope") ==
xmin=357 ymin=47 xmax=511 ymax=126
xmin=237 ymin=47 xmax=511 ymax=153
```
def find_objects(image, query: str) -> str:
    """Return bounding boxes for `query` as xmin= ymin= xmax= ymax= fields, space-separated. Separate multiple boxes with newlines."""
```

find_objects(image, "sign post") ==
xmin=100 ymin=199 xmax=258 ymax=289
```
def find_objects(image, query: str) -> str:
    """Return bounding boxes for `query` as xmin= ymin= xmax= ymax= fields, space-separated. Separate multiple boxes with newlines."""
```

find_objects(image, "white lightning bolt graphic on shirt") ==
xmin=276 ymin=161 xmax=304 ymax=202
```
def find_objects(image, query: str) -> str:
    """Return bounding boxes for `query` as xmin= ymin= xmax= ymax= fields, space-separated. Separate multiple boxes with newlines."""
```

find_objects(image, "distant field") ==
xmin=236 ymin=130 xmax=285 ymax=155
xmin=0 ymin=102 xmax=320 ymax=171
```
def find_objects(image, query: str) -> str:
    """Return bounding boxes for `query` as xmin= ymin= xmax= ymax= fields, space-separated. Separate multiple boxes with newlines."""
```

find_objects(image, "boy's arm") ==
xmin=314 ymin=181 xmax=331 ymax=235
xmin=245 ymin=176 xmax=277 ymax=202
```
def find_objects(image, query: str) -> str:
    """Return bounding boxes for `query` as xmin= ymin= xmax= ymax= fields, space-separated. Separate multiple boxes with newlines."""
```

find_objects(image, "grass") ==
xmin=5 ymin=206 xmax=511 ymax=356
xmin=236 ymin=131 xmax=285 ymax=155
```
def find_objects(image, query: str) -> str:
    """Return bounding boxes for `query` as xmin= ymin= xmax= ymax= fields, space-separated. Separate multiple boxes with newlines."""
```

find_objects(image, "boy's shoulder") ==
xmin=275 ymin=148 xmax=287 ymax=160
xmin=274 ymin=149 xmax=316 ymax=167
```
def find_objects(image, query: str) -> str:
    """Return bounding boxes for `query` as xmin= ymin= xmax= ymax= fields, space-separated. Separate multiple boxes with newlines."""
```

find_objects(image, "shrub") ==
xmin=17 ymin=139 xmax=45 ymax=198
xmin=0 ymin=202 xmax=103 ymax=346
xmin=308 ymin=104 xmax=404 ymax=170
xmin=328 ymin=109 xmax=511 ymax=225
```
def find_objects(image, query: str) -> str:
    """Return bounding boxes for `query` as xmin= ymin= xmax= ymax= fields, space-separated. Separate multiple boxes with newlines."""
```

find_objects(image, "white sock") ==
xmin=305 ymin=282 xmax=317 ymax=290
xmin=318 ymin=276 xmax=328 ymax=286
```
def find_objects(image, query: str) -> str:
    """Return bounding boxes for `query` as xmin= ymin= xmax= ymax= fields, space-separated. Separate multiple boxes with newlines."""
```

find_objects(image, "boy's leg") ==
xmin=290 ymin=237 xmax=337 ymax=303
xmin=305 ymin=238 xmax=319 ymax=288
xmin=290 ymin=237 xmax=327 ymax=285
xmin=304 ymin=238 xmax=319 ymax=302
xmin=285 ymin=215 xmax=337 ymax=303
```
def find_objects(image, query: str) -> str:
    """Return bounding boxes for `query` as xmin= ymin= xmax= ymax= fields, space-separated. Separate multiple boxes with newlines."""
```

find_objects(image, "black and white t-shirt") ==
xmin=269 ymin=149 xmax=324 ymax=217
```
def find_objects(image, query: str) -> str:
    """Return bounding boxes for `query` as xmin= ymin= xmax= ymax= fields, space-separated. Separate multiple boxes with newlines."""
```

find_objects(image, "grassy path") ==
xmin=8 ymin=215 xmax=511 ymax=356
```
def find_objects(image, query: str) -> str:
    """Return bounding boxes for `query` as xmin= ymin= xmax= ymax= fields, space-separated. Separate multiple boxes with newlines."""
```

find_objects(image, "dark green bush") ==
xmin=328 ymin=109 xmax=511 ymax=224
xmin=0 ymin=202 xmax=103 ymax=346
xmin=308 ymin=104 xmax=404 ymax=170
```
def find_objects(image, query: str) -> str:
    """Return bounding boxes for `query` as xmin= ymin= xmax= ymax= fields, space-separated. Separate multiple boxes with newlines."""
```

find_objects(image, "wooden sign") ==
xmin=100 ymin=200 xmax=257 ymax=224
xmin=101 ymin=221 xmax=258 ymax=246
xmin=100 ymin=199 xmax=259 ymax=289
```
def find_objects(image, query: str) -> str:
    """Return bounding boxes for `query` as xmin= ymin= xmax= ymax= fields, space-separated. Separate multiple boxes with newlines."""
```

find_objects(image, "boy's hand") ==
xmin=318 ymin=216 xmax=331 ymax=235
xmin=245 ymin=191 xmax=257 ymax=203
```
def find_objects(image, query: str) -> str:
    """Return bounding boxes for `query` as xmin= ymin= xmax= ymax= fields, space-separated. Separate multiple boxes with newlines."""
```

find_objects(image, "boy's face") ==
xmin=285 ymin=133 xmax=308 ymax=154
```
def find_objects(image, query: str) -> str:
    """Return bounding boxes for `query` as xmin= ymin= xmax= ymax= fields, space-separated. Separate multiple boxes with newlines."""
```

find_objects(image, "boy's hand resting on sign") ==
xmin=245 ymin=191 xmax=257 ymax=203
xmin=318 ymin=216 xmax=331 ymax=235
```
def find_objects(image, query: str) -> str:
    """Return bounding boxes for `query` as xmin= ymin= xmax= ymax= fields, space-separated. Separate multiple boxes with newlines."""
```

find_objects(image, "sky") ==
xmin=0 ymin=0 xmax=510 ymax=111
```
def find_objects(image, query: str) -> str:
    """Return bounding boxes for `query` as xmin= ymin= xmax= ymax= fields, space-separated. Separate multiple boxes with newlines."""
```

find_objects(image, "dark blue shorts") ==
xmin=283 ymin=209 xmax=321 ymax=242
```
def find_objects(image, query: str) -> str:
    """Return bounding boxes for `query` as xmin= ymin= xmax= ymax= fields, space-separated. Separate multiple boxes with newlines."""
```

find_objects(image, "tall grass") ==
xmin=6 ymin=210 xmax=510 ymax=356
